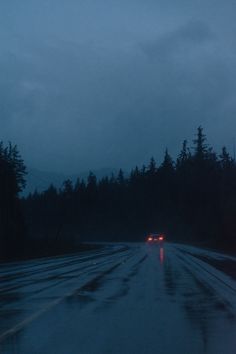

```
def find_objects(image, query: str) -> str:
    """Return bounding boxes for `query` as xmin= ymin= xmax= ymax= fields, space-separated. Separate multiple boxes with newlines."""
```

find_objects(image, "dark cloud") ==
xmin=0 ymin=2 xmax=236 ymax=173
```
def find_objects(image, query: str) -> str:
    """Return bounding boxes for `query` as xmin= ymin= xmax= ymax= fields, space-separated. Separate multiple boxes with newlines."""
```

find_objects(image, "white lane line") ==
xmin=0 ymin=248 xmax=133 ymax=344
xmin=0 ymin=296 xmax=64 ymax=343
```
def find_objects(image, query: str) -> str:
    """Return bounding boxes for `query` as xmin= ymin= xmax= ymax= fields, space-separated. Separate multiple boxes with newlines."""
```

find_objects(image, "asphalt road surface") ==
xmin=0 ymin=243 xmax=235 ymax=354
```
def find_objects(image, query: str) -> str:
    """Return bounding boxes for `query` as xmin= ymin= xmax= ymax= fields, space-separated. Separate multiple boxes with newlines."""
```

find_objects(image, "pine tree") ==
xmin=176 ymin=140 xmax=191 ymax=169
xmin=193 ymin=126 xmax=208 ymax=160
xmin=117 ymin=169 xmax=125 ymax=185
xmin=5 ymin=143 xmax=27 ymax=193
xmin=160 ymin=149 xmax=174 ymax=171
xmin=219 ymin=146 xmax=234 ymax=169
xmin=147 ymin=157 xmax=156 ymax=175
xmin=0 ymin=142 xmax=27 ymax=259
xmin=62 ymin=179 xmax=74 ymax=196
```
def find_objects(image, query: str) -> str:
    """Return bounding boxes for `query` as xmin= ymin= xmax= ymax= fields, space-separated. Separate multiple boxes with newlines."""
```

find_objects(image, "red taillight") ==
xmin=158 ymin=236 xmax=164 ymax=241
xmin=148 ymin=237 xmax=153 ymax=242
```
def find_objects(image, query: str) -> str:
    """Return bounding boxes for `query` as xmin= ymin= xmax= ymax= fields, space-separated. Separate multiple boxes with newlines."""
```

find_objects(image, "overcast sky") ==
xmin=1 ymin=0 xmax=236 ymax=173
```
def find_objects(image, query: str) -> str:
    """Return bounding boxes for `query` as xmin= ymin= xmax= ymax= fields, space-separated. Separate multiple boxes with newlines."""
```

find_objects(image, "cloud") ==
xmin=141 ymin=21 xmax=215 ymax=60
xmin=0 ymin=3 xmax=236 ymax=173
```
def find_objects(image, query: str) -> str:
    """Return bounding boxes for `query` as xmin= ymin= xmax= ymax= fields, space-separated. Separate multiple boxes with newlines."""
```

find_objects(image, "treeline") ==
xmin=0 ymin=142 xmax=27 ymax=259
xmin=22 ymin=127 xmax=236 ymax=251
xmin=1 ymin=128 xmax=235 ymax=260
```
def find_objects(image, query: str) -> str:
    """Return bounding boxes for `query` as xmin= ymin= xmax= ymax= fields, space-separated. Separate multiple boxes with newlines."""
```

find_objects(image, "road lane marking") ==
xmin=0 ymin=252 xmax=132 ymax=344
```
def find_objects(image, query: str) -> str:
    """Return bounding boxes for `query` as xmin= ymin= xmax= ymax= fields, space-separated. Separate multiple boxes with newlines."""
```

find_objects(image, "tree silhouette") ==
xmin=193 ymin=126 xmax=208 ymax=160
xmin=22 ymin=127 xmax=236 ymax=252
xmin=0 ymin=142 xmax=27 ymax=259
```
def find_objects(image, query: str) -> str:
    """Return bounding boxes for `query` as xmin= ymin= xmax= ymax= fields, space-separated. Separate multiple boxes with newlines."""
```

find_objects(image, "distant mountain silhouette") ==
xmin=22 ymin=167 xmax=120 ymax=196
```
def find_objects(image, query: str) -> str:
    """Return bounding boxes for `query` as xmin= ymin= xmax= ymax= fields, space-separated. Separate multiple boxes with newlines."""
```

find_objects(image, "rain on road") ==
xmin=0 ymin=243 xmax=235 ymax=354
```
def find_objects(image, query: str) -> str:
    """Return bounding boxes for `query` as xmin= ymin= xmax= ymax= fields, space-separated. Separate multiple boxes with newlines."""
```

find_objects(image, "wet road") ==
xmin=0 ymin=243 xmax=235 ymax=354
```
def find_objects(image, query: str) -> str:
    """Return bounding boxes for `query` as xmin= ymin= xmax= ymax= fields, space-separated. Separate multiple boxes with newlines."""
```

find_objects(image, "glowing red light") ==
xmin=158 ymin=236 xmax=164 ymax=241
xmin=148 ymin=237 xmax=153 ymax=242
xmin=160 ymin=247 xmax=164 ymax=264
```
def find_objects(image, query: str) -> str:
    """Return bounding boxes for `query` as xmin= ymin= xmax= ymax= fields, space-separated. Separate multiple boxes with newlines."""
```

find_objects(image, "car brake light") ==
xmin=159 ymin=236 xmax=164 ymax=241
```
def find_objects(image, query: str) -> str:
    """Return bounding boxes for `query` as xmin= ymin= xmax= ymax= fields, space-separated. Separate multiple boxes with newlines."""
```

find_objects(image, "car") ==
xmin=147 ymin=233 xmax=165 ymax=244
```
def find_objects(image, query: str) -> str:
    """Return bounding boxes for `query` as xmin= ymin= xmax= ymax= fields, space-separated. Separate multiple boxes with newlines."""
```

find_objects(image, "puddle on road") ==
xmin=182 ymin=264 xmax=235 ymax=317
xmin=65 ymin=262 xmax=123 ymax=309
xmin=108 ymin=254 xmax=148 ymax=300
xmin=0 ymin=308 xmax=23 ymax=331
xmin=79 ymin=262 xmax=122 ymax=293
xmin=163 ymin=263 xmax=179 ymax=298
xmin=181 ymin=265 xmax=236 ymax=354
xmin=159 ymin=247 xmax=165 ymax=264
xmin=67 ymin=292 xmax=95 ymax=306
xmin=0 ymin=292 xmax=22 ymax=305
xmin=0 ymin=308 xmax=24 ymax=342
xmin=92 ymin=254 xmax=149 ymax=311
xmin=0 ymin=328 xmax=23 ymax=354
xmin=160 ymin=251 xmax=236 ymax=353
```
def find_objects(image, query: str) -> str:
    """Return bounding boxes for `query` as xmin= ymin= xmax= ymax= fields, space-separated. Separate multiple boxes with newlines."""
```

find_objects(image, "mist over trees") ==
xmin=22 ymin=127 xmax=236 ymax=252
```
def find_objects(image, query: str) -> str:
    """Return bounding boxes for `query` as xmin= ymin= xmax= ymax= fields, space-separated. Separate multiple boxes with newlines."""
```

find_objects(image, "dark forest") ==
xmin=1 ymin=127 xmax=236 ymax=260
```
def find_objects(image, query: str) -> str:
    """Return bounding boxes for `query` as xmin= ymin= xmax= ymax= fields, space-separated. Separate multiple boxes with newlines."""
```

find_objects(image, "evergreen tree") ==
xmin=0 ymin=142 xmax=27 ymax=259
xmin=7 ymin=143 xmax=27 ymax=193
xmin=62 ymin=179 xmax=74 ymax=196
xmin=160 ymin=149 xmax=174 ymax=171
xmin=193 ymin=126 xmax=208 ymax=160
xmin=219 ymin=146 xmax=234 ymax=169
xmin=176 ymin=140 xmax=191 ymax=169
xmin=147 ymin=157 xmax=157 ymax=175
xmin=22 ymin=127 xmax=236 ymax=251
xmin=117 ymin=169 xmax=125 ymax=185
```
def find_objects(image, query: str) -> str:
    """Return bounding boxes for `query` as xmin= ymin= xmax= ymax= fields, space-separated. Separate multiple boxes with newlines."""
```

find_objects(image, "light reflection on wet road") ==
xmin=0 ymin=243 xmax=235 ymax=354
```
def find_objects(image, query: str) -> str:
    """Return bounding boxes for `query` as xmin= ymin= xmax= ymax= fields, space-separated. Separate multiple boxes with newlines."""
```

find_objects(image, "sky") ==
xmin=0 ymin=0 xmax=236 ymax=173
